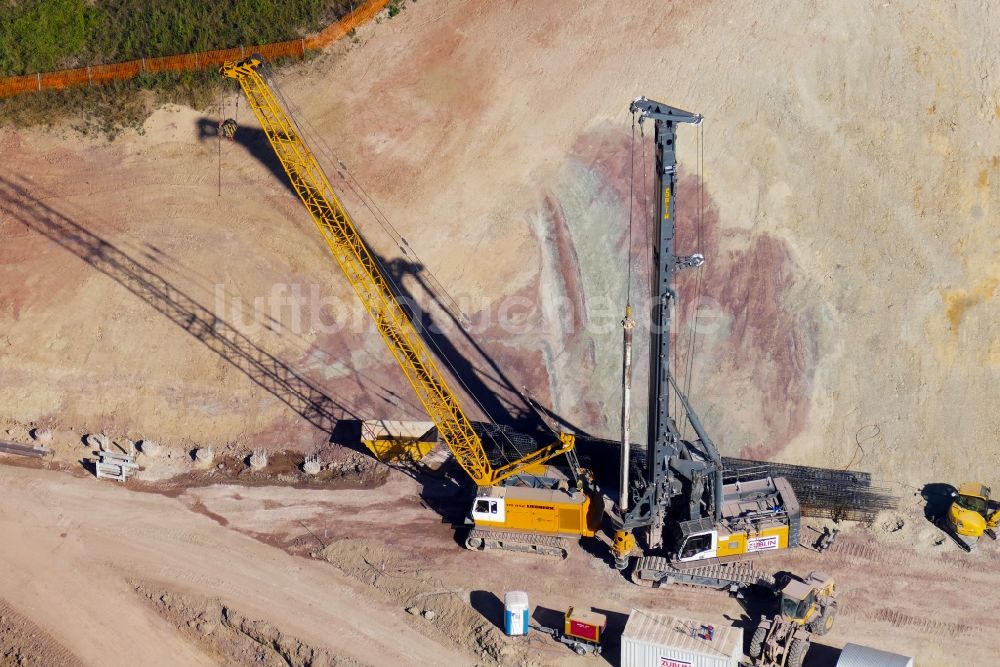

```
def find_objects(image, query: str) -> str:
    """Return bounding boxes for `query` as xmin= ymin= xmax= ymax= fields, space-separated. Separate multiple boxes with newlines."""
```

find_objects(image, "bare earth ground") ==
xmin=1 ymin=0 xmax=999 ymax=664
xmin=1 ymin=452 xmax=998 ymax=666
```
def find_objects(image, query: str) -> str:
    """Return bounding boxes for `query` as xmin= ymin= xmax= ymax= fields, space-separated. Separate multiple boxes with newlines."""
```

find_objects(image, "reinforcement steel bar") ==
xmin=576 ymin=440 xmax=898 ymax=524
xmin=0 ymin=441 xmax=50 ymax=458
xmin=724 ymin=456 xmax=897 ymax=523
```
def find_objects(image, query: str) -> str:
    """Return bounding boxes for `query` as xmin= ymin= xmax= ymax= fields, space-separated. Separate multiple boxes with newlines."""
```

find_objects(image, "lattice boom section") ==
xmin=226 ymin=62 xmax=494 ymax=485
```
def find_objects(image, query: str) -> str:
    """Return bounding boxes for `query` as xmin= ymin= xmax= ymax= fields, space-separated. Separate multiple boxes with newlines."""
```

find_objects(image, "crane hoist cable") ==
xmin=267 ymin=80 xmax=530 ymax=472
xmin=627 ymin=112 xmax=636 ymax=305
xmin=265 ymin=68 xmax=471 ymax=331
xmin=681 ymin=122 xmax=707 ymax=439
xmin=218 ymin=88 xmax=223 ymax=197
xmin=255 ymin=62 xmax=543 ymax=479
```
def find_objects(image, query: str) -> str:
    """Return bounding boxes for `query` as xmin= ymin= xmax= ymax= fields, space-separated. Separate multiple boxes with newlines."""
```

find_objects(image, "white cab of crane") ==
xmin=471 ymin=491 xmax=507 ymax=524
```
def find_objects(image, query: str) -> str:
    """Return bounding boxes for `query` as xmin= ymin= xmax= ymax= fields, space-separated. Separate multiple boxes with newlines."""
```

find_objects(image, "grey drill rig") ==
xmin=611 ymin=97 xmax=800 ymax=590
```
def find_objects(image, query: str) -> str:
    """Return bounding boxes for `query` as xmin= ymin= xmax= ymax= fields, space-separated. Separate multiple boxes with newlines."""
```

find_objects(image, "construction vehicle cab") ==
xmin=670 ymin=477 xmax=800 ymax=564
xmin=777 ymin=572 xmax=836 ymax=634
xmin=749 ymin=572 xmax=837 ymax=667
xmin=939 ymin=482 xmax=1000 ymax=551
xmin=471 ymin=490 xmax=506 ymax=524
xmin=675 ymin=521 xmax=717 ymax=562
xmin=779 ymin=582 xmax=816 ymax=622
xmin=948 ymin=482 xmax=1000 ymax=538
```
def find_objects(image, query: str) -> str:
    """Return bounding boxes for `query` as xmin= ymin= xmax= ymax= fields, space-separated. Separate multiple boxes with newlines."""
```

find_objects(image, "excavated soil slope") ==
xmin=2 ymin=3 xmax=999 ymax=494
xmin=2 ymin=3 xmax=1000 ymax=663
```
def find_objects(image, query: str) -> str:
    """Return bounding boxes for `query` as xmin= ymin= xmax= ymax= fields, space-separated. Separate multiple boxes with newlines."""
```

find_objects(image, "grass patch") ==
xmin=0 ymin=0 xmax=358 ymax=137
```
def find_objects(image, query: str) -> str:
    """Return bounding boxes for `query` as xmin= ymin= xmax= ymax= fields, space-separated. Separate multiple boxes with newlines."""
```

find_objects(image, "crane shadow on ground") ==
xmin=200 ymin=112 xmax=594 ymax=452
xmin=197 ymin=112 xmax=597 ymax=458
xmin=378 ymin=252 xmax=603 ymax=470
xmin=194 ymin=113 xmax=611 ymax=508
xmin=0 ymin=175 xmax=356 ymax=435
xmin=380 ymin=254 xmax=547 ymax=435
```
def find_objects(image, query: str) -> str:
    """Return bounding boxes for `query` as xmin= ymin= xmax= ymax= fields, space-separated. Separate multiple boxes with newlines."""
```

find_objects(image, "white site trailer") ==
xmin=620 ymin=608 xmax=742 ymax=667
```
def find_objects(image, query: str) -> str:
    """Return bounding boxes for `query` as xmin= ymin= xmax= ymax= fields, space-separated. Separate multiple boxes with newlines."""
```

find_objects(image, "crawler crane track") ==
xmin=464 ymin=529 xmax=569 ymax=558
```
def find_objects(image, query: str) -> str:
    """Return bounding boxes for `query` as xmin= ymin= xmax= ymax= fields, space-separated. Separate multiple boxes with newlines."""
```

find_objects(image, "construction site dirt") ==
xmin=0 ymin=454 xmax=997 ymax=665
xmin=2 ymin=0 xmax=999 ymax=665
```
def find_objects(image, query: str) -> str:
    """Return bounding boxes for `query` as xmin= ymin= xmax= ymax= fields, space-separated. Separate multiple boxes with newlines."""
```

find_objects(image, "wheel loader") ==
xmin=939 ymin=482 xmax=1000 ymax=551
xmin=748 ymin=572 xmax=836 ymax=667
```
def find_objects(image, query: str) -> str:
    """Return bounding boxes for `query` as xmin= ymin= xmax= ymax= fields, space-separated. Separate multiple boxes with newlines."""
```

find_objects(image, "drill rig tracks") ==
xmin=632 ymin=556 xmax=776 ymax=592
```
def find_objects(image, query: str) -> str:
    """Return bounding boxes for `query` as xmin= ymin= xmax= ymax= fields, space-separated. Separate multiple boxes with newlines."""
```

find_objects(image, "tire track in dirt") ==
xmin=821 ymin=536 xmax=1000 ymax=640
xmin=828 ymin=538 xmax=993 ymax=576
xmin=0 ymin=598 xmax=86 ymax=667
xmin=862 ymin=607 xmax=976 ymax=639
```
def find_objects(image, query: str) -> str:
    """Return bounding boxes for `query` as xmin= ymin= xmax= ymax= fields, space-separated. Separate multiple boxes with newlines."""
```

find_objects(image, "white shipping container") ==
xmin=836 ymin=643 xmax=915 ymax=667
xmin=621 ymin=608 xmax=742 ymax=667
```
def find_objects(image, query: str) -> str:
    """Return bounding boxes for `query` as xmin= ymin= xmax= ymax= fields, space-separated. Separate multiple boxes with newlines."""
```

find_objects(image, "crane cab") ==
xmin=471 ymin=490 xmax=507 ymax=524
xmin=469 ymin=485 xmax=602 ymax=538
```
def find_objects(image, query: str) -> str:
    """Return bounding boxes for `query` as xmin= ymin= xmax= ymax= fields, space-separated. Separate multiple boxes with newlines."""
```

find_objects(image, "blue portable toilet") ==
xmin=504 ymin=591 xmax=530 ymax=636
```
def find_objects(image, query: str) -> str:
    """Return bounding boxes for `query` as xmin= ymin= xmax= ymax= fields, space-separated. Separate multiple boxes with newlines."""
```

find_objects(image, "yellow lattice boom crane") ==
xmin=221 ymin=56 xmax=602 ymax=557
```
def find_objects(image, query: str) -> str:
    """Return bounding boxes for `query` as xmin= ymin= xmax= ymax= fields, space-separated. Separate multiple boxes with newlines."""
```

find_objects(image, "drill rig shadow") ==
xmin=198 ymin=113 xmax=591 ymax=456
xmin=376 ymin=250 xmax=613 ymax=537
xmin=200 ymin=112 xmax=590 ymax=449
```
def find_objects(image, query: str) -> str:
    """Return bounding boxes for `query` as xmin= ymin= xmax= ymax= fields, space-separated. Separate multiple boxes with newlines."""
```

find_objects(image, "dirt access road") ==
xmin=0 ymin=462 xmax=472 ymax=666
xmin=1 ymin=457 xmax=997 ymax=665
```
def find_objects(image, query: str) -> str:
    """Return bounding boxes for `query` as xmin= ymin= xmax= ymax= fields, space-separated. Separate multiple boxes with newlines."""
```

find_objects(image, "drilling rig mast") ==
xmin=612 ymin=98 xmax=800 ymax=588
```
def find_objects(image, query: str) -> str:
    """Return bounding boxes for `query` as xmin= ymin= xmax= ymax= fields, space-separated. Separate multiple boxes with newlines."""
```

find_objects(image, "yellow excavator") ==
xmin=220 ymin=56 xmax=602 ymax=557
xmin=941 ymin=482 xmax=1000 ymax=551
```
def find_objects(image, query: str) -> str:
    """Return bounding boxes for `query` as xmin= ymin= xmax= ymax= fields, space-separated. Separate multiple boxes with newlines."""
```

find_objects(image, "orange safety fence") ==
xmin=0 ymin=0 xmax=389 ymax=98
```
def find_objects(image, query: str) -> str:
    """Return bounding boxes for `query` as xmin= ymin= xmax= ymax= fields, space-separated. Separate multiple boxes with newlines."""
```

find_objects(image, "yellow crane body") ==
xmin=221 ymin=56 xmax=600 ymax=555
xmin=470 ymin=484 xmax=600 ymax=536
